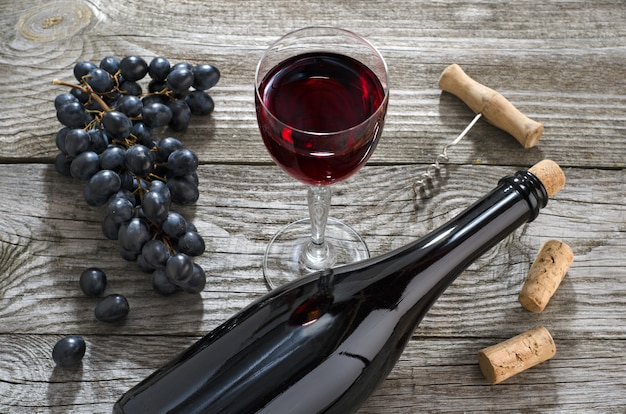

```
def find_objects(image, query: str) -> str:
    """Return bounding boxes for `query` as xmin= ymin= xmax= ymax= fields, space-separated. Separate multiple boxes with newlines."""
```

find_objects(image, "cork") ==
xmin=519 ymin=240 xmax=574 ymax=313
xmin=478 ymin=326 xmax=556 ymax=384
xmin=528 ymin=159 xmax=566 ymax=198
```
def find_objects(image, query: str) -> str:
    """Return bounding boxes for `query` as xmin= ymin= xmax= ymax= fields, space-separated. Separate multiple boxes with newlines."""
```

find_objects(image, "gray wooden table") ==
xmin=1 ymin=0 xmax=624 ymax=412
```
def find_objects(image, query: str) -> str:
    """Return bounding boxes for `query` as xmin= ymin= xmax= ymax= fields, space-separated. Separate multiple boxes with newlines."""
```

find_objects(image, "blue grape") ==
xmin=142 ymin=239 xmax=171 ymax=269
xmin=130 ymin=122 xmax=154 ymax=147
xmin=152 ymin=268 xmax=178 ymax=295
xmin=119 ymin=56 xmax=148 ymax=82
xmin=165 ymin=253 xmax=194 ymax=285
xmin=167 ymin=174 xmax=199 ymax=205
xmin=102 ymin=215 xmax=121 ymax=240
xmin=74 ymin=61 xmax=97 ymax=81
xmin=142 ymin=190 xmax=170 ymax=223
xmin=107 ymin=196 xmax=135 ymax=224
xmin=102 ymin=110 xmax=132 ymax=140
xmin=79 ymin=267 xmax=107 ymax=297
xmin=70 ymin=86 xmax=90 ymax=103
xmin=161 ymin=211 xmax=187 ymax=239
xmin=86 ymin=68 xmax=114 ymax=93
xmin=171 ymin=62 xmax=193 ymax=72
xmin=149 ymin=180 xmax=171 ymax=201
xmin=94 ymin=294 xmax=129 ymax=322
xmin=177 ymin=231 xmax=205 ymax=256
xmin=119 ymin=80 xmax=142 ymax=96
xmin=180 ymin=263 xmax=207 ymax=294
xmin=167 ymin=99 xmax=191 ymax=131
xmin=100 ymin=145 xmax=126 ymax=170
xmin=125 ymin=144 xmax=154 ymax=177
xmin=57 ymin=101 xmax=87 ymax=129
xmin=142 ymin=102 xmax=173 ymax=128
xmin=99 ymin=55 xmax=120 ymax=75
xmin=64 ymin=128 xmax=90 ymax=157
xmin=168 ymin=148 xmax=198 ymax=176
xmin=192 ymin=64 xmax=220 ymax=90
xmin=54 ymin=93 xmax=79 ymax=110
xmin=184 ymin=90 xmax=214 ymax=115
xmin=55 ymin=153 xmax=72 ymax=176
xmin=156 ymin=136 xmax=182 ymax=162
xmin=88 ymin=169 xmax=122 ymax=199
xmin=87 ymin=129 xmax=109 ymax=154
xmin=149 ymin=56 xmax=171 ymax=81
xmin=70 ymin=151 xmax=100 ymax=181
xmin=115 ymin=95 xmax=143 ymax=117
xmin=166 ymin=68 xmax=194 ymax=95
xmin=118 ymin=217 xmax=152 ymax=253
xmin=52 ymin=335 xmax=86 ymax=367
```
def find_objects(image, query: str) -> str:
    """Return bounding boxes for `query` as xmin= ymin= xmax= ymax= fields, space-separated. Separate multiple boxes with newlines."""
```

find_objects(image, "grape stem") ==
xmin=52 ymin=79 xmax=112 ymax=112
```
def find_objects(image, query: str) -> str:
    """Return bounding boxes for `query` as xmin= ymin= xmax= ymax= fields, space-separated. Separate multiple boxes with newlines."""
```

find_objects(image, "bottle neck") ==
xmin=339 ymin=170 xmax=549 ymax=309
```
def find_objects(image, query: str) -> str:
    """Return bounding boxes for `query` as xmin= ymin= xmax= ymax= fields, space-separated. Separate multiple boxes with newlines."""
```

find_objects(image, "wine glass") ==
xmin=255 ymin=26 xmax=389 ymax=289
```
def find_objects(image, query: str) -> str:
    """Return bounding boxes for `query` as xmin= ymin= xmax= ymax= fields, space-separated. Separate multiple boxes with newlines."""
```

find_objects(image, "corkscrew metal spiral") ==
xmin=413 ymin=113 xmax=482 ymax=194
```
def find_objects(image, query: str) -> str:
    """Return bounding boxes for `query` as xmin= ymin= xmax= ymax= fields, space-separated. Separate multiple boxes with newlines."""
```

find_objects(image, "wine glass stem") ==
xmin=302 ymin=185 xmax=334 ymax=269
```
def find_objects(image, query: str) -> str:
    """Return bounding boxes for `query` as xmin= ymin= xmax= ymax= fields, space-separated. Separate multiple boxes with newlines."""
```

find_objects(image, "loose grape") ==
xmin=94 ymin=294 xmax=130 ymax=322
xmin=79 ymin=267 xmax=107 ymax=297
xmin=52 ymin=335 xmax=86 ymax=367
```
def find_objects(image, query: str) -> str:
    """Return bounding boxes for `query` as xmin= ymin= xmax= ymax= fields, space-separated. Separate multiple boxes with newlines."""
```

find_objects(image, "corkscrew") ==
xmin=414 ymin=64 xmax=544 ymax=194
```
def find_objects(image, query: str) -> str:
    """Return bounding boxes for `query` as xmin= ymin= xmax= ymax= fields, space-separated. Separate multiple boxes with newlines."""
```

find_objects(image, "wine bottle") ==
xmin=113 ymin=160 xmax=565 ymax=414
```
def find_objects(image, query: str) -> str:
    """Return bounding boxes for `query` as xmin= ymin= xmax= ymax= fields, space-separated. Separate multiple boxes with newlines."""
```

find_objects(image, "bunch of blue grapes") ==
xmin=53 ymin=55 xmax=219 ymax=298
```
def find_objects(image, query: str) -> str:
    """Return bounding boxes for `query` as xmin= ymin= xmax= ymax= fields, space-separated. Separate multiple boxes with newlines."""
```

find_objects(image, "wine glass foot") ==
xmin=263 ymin=218 xmax=369 ymax=290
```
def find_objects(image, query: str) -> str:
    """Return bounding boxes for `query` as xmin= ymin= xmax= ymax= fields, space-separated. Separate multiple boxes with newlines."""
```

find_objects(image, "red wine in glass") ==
xmin=256 ymin=52 xmax=386 ymax=186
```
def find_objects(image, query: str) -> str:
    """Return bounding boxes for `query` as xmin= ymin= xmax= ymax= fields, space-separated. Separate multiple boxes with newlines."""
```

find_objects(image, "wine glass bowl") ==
xmin=255 ymin=27 xmax=389 ymax=288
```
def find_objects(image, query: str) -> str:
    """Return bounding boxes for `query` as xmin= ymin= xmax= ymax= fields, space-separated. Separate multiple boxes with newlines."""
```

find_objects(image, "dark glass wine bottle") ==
xmin=114 ymin=160 xmax=565 ymax=414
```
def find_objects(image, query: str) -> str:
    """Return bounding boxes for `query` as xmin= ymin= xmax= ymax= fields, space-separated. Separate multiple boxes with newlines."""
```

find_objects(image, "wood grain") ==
xmin=0 ymin=0 xmax=624 ymax=412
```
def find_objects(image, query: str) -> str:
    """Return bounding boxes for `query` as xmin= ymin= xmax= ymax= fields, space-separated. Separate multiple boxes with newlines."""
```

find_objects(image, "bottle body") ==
xmin=114 ymin=171 xmax=548 ymax=414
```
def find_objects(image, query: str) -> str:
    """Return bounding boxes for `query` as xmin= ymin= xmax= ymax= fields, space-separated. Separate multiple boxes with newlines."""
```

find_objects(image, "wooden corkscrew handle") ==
xmin=438 ymin=64 xmax=543 ymax=148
